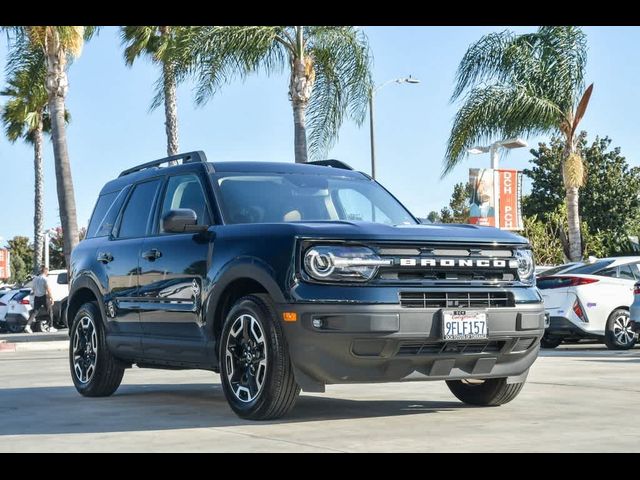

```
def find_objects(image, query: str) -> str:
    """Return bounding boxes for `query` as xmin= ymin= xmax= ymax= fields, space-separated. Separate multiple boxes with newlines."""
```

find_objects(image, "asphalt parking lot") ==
xmin=1 ymin=344 xmax=639 ymax=452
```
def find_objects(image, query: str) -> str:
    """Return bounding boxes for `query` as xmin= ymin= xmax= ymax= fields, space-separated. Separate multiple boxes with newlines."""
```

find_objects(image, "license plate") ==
xmin=442 ymin=310 xmax=488 ymax=340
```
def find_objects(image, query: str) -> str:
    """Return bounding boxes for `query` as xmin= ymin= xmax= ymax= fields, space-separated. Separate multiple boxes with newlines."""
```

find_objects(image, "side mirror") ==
xmin=162 ymin=209 xmax=208 ymax=233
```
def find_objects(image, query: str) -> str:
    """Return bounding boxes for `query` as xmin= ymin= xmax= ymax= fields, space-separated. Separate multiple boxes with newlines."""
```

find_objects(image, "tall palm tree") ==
xmin=1 ymin=49 xmax=48 ymax=274
xmin=4 ymin=26 xmax=95 ymax=267
xmin=444 ymin=26 xmax=592 ymax=261
xmin=190 ymin=26 xmax=372 ymax=163
xmin=121 ymin=26 xmax=195 ymax=157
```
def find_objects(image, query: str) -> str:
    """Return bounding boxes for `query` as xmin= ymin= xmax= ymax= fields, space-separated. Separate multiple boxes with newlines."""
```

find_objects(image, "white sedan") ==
xmin=538 ymin=256 xmax=640 ymax=350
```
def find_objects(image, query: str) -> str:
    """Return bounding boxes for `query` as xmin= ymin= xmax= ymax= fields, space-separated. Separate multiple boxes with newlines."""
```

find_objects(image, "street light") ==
xmin=369 ymin=76 xmax=420 ymax=179
xmin=43 ymin=228 xmax=57 ymax=270
xmin=468 ymin=138 xmax=528 ymax=169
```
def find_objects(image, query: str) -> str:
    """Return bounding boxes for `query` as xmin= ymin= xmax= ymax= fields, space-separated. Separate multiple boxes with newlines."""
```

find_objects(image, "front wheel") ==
xmin=446 ymin=377 xmax=526 ymax=406
xmin=69 ymin=301 xmax=125 ymax=397
xmin=220 ymin=294 xmax=300 ymax=420
xmin=604 ymin=309 xmax=636 ymax=350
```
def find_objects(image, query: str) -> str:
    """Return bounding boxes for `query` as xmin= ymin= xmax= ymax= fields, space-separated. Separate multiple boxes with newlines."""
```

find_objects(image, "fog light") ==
xmin=312 ymin=318 xmax=323 ymax=329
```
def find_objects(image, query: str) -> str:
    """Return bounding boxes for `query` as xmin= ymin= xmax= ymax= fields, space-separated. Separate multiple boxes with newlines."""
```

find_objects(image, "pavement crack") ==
xmin=530 ymin=380 xmax=640 ymax=393
xmin=216 ymin=429 xmax=347 ymax=452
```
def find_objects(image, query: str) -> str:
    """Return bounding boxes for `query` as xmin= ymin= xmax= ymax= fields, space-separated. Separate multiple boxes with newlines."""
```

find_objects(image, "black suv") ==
xmin=68 ymin=151 xmax=544 ymax=419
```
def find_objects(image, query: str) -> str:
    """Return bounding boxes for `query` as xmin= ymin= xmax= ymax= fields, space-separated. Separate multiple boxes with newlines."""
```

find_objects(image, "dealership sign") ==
xmin=468 ymin=168 xmax=523 ymax=230
xmin=0 ymin=248 xmax=10 ymax=280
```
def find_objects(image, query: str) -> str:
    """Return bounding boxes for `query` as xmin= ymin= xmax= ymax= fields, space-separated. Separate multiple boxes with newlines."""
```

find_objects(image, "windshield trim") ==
xmin=210 ymin=171 xmax=418 ymax=226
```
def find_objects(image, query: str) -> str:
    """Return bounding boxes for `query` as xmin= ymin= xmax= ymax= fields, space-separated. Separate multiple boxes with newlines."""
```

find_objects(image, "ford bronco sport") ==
xmin=68 ymin=151 xmax=544 ymax=419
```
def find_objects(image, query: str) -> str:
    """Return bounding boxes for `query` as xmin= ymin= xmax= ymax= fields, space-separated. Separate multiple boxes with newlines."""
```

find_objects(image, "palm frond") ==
xmin=444 ymin=84 xmax=564 ymax=176
xmin=305 ymin=26 xmax=372 ymax=159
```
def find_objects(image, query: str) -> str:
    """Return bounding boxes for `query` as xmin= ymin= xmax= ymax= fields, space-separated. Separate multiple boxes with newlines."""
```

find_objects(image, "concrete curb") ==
xmin=0 ymin=331 xmax=68 ymax=343
xmin=0 ymin=340 xmax=68 ymax=353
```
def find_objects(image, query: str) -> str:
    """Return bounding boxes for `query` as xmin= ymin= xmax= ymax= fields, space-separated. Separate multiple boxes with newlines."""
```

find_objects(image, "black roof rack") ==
xmin=119 ymin=151 xmax=208 ymax=178
xmin=308 ymin=159 xmax=353 ymax=170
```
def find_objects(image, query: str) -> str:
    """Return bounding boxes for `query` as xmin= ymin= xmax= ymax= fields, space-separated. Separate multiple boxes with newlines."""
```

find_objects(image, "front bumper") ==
xmin=278 ymin=301 xmax=545 ymax=392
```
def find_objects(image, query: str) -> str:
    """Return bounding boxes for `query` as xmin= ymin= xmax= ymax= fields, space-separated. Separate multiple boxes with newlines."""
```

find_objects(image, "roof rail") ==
xmin=308 ymin=159 xmax=354 ymax=171
xmin=119 ymin=151 xmax=208 ymax=178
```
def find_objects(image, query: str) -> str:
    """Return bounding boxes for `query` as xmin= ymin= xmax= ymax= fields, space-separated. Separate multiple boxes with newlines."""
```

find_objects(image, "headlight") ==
xmin=303 ymin=245 xmax=391 ymax=282
xmin=514 ymin=248 xmax=535 ymax=285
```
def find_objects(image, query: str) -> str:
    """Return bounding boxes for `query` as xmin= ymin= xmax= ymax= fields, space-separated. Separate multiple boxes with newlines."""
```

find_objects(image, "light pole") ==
xmin=43 ymin=228 xmax=57 ymax=270
xmin=468 ymin=137 xmax=528 ymax=169
xmin=369 ymin=76 xmax=420 ymax=180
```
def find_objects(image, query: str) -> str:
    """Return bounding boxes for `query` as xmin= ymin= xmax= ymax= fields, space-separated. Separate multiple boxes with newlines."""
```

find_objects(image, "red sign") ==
xmin=0 ymin=248 xmax=10 ymax=280
xmin=496 ymin=169 xmax=523 ymax=230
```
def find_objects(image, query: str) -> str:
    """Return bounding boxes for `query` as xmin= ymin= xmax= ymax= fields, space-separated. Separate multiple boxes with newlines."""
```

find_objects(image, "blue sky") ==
xmin=1 ymin=26 xmax=639 ymax=242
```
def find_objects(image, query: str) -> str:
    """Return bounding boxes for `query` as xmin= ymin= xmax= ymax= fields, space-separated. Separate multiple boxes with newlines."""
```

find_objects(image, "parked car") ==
xmin=2 ymin=288 xmax=32 ymax=333
xmin=538 ymin=256 xmax=640 ymax=350
xmin=0 ymin=289 xmax=18 ymax=328
xmin=66 ymin=151 xmax=544 ymax=420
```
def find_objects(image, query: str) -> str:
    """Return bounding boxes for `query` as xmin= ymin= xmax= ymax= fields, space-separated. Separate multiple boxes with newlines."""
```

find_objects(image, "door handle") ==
xmin=142 ymin=249 xmax=162 ymax=261
xmin=97 ymin=252 xmax=113 ymax=264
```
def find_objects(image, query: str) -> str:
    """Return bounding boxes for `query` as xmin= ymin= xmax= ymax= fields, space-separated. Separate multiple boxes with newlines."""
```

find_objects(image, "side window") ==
xmin=88 ymin=188 xmax=130 ymax=238
xmin=618 ymin=264 xmax=635 ymax=280
xmin=631 ymin=263 xmax=640 ymax=280
xmin=56 ymin=272 xmax=68 ymax=285
xmin=117 ymin=180 xmax=161 ymax=239
xmin=159 ymin=174 xmax=210 ymax=233
xmin=336 ymin=188 xmax=392 ymax=224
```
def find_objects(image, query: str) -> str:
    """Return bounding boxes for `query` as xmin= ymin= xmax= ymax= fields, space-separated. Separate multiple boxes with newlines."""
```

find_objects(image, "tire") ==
xmin=446 ymin=377 xmax=526 ymax=406
xmin=219 ymin=294 xmax=300 ymax=420
xmin=604 ymin=308 xmax=637 ymax=350
xmin=7 ymin=321 xmax=24 ymax=333
xmin=540 ymin=334 xmax=562 ymax=349
xmin=69 ymin=301 xmax=125 ymax=397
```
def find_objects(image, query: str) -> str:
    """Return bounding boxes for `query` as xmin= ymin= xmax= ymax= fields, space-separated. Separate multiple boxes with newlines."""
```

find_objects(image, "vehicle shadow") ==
xmin=0 ymin=383 xmax=468 ymax=436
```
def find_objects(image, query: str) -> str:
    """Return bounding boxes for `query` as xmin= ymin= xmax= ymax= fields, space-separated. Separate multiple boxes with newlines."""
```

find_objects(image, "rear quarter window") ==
xmin=86 ymin=187 xmax=129 ymax=238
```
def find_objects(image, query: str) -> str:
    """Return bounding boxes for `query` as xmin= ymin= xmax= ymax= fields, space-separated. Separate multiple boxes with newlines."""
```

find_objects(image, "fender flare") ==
xmin=67 ymin=273 xmax=109 ymax=329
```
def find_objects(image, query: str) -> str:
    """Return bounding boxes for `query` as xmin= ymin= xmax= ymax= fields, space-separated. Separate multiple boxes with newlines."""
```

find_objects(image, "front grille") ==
xmin=397 ymin=340 xmax=505 ymax=356
xmin=372 ymin=243 xmax=520 ymax=284
xmin=399 ymin=291 xmax=515 ymax=309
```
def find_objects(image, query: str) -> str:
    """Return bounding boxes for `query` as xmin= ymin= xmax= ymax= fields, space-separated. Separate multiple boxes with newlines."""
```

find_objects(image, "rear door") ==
xmin=105 ymin=178 xmax=162 ymax=337
xmin=138 ymin=172 xmax=214 ymax=362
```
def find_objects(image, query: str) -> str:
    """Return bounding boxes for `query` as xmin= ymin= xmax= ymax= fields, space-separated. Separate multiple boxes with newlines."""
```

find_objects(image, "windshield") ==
xmin=212 ymin=173 xmax=417 ymax=225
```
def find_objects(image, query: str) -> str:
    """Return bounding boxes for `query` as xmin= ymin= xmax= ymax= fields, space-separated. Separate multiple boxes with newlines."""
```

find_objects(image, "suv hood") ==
xmin=287 ymin=221 xmax=529 ymax=245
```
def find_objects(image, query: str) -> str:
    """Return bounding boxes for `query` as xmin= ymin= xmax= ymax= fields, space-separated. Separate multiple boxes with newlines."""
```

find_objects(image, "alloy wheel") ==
xmin=224 ymin=314 xmax=268 ymax=403
xmin=612 ymin=312 xmax=635 ymax=347
xmin=72 ymin=316 xmax=98 ymax=384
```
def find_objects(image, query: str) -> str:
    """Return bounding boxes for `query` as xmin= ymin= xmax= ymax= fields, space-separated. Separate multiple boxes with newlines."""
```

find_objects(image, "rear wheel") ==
xmin=604 ymin=309 xmax=636 ymax=350
xmin=446 ymin=377 xmax=526 ymax=406
xmin=6 ymin=321 xmax=24 ymax=333
xmin=69 ymin=301 xmax=125 ymax=397
xmin=220 ymin=294 xmax=300 ymax=420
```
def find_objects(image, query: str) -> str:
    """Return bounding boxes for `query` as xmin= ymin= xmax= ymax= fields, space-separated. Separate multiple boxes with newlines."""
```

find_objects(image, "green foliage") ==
xmin=431 ymin=182 xmax=472 ymax=224
xmin=6 ymin=236 xmax=33 ymax=284
xmin=524 ymin=203 xmax=609 ymax=265
xmin=48 ymin=227 xmax=86 ymax=270
xmin=445 ymin=26 xmax=587 ymax=175
xmin=524 ymin=133 xmax=640 ymax=255
xmin=187 ymin=26 xmax=372 ymax=159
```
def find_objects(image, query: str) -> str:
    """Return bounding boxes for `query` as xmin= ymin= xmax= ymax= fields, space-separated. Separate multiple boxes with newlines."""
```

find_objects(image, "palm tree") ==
xmin=4 ymin=26 xmax=96 ymax=267
xmin=444 ymin=26 xmax=592 ymax=261
xmin=1 ymin=49 xmax=48 ymax=274
xmin=121 ymin=26 xmax=195 ymax=157
xmin=190 ymin=26 xmax=372 ymax=163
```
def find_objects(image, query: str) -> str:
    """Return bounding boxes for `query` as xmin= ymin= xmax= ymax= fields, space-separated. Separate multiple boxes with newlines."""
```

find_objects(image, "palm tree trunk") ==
xmin=32 ymin=119 xmax=44 ymax=274
xmin=564 ymin=142 xmax=582 ymax=261
xmin=45 ymin=30 xmax=79 ymax=268
xmin=289 ymin=54 xmax=313 ymax=164
xmin=160 ymin=26 xmax=179 ymax=158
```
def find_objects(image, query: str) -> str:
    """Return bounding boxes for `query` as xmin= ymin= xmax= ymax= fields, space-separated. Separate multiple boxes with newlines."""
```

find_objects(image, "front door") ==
xmin=138 ymin=173 xmax=213 ymax=362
